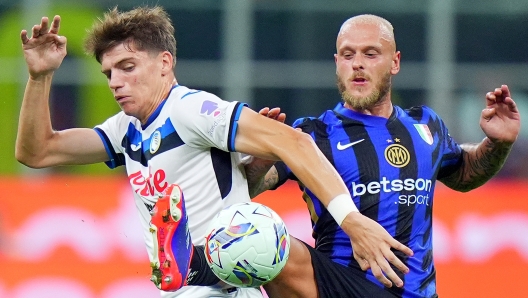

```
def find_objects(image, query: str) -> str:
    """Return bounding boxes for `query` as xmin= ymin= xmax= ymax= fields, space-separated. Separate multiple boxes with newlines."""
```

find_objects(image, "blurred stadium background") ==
xmin=0 ymin=0 xmax=527 ymax=297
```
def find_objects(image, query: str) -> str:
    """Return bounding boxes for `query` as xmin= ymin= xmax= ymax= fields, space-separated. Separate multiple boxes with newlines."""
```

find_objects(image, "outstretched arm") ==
xmin=236 ymin=106 xmax=413 ymax=288
xmin=244 ymin=107 xmax=285 ymax=198
xmin=441 ymin=85 xmax=520 ymax=191
xmin=16 ymin=16 xmax=108 ymax=168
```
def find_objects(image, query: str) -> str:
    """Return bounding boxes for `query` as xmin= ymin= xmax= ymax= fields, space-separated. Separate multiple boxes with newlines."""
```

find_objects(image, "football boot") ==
xmin=149 ymin=184 xmax=193 ymax=291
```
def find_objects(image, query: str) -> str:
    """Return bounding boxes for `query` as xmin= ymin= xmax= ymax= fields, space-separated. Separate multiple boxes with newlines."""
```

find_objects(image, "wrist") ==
xmin=29 ymin=72 xmax=54 ymax=82
xmin=327 ymin=194 xmax=359 ymax=226
xmin=483 ymin=136 xmax=514 ymax=149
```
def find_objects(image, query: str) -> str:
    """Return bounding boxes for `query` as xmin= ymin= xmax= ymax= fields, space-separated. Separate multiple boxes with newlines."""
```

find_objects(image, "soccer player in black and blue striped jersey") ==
xmin=249 ymin=14 xmax=520 ymax=298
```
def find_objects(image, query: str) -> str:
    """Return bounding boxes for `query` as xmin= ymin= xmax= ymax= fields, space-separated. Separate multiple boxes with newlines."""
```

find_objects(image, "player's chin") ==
xmin=119 ymin=106 xmax=140 ymax=119
xmin=349 ymin=88 xmax=371 ymax=99
xmin=119 ymin=105 xmax=131 ymax=115
xmin=117 ymin=101 xmax=133 ymax=112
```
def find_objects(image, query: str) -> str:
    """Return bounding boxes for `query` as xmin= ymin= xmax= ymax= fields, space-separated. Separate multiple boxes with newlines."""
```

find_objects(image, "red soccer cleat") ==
xmin=149 ymin=184 xmax=193 ymax=291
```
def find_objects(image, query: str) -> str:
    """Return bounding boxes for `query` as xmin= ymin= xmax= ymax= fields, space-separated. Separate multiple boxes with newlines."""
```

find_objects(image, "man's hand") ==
xmin=342 ymin=212 xmax=414 ymax=288
xmin=21 ymin=15 xmax=67 ymax=79
xmin=480 ymin=85 xmax=521 ymax=145
xmin=258 ymin=107 xmax=286 ymax=123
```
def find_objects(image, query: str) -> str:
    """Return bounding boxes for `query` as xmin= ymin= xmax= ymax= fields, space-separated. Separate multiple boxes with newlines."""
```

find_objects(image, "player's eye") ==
xmin=343 ymin=52 xmax=353 ymax=59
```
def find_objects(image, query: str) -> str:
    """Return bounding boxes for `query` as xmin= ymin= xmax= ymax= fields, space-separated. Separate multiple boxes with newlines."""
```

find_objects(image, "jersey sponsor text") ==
xmin=351 ymin=177 xmax=433 ymax=197
xmin=129 ymin=169 xmax=168 ymax=197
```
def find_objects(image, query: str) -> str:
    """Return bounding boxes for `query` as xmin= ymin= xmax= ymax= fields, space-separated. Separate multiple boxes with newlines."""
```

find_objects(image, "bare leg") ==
xmin=263 ymin=237 xmax=318 ymax=298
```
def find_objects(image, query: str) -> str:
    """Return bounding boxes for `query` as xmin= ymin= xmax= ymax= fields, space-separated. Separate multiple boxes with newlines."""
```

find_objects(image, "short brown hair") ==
xmin=84 ymin=6 xmax=176 ymax=65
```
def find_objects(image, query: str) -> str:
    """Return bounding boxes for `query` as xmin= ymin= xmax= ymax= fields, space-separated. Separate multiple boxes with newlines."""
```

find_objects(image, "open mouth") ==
xmin=352 ymin=77 xmax=368 ymax=86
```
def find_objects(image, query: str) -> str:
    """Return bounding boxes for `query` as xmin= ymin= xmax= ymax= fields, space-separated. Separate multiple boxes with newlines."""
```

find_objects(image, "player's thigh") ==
xmin=304 ymin=245 xmax=398 ymax=298
xmin=263 ymin=237 xmax=317 ymax=298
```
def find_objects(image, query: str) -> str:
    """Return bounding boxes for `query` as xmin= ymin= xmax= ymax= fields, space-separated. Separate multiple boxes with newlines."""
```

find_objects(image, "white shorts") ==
xmin=160 ymin=285 xmax=263 ymax=298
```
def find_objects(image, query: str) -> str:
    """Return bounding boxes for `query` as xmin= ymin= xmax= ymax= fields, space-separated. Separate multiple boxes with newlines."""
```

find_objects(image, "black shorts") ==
xmin=304 ymin=242 xmax=397 ymax=298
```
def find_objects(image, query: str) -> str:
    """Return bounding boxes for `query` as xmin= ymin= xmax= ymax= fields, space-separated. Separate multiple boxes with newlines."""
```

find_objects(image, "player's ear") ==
xmin=160 ymin=51 xmax=174 ymax=75
xmin=391 ymin=51 xmax=401 ymax=75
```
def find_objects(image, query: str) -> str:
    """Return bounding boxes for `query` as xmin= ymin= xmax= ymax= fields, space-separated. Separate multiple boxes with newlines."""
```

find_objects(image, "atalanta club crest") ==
xmin=150 ymin=131 xmax=162 ymax=154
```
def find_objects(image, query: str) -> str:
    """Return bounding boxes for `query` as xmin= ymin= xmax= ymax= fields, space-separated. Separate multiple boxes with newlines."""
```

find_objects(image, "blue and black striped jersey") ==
xmin=279 ymin=102 xmax=462 ymax=298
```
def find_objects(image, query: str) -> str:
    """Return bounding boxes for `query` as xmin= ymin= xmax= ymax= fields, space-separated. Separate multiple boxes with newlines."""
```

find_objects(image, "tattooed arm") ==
xmin=441 ymin=85 xmax=520 ymax=192
xmin=245 ymin=162 xmax=281 ymax=198
xmin=440 ymin=139 xmax=513 ymax=192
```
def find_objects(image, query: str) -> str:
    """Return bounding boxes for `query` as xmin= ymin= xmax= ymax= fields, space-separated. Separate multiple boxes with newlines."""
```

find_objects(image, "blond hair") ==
xmin=338 ymin=14 xmax=396 ymax=49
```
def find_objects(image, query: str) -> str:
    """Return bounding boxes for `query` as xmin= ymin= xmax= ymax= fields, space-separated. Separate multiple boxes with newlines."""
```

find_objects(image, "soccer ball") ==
xmin=204 ymin=202 xmax=290 ymax=288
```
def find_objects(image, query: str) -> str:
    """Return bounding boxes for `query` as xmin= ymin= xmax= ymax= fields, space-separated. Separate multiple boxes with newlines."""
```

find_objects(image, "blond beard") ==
xmin=337 ymin=71 xmax=391 ymax=110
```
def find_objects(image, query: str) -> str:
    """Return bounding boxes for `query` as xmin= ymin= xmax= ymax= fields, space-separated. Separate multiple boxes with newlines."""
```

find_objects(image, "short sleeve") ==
xmin=94 ymin=112 xmax=129 ymax=169
xmin=426 ymin=107 xmax=463 ymax=179
xmin=171 ymin=91 xmax=246 ymax=152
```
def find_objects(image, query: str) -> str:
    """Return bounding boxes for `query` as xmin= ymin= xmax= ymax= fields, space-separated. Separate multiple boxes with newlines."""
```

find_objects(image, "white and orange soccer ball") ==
xmin=205 ymin=202 xmax=290 ymax=288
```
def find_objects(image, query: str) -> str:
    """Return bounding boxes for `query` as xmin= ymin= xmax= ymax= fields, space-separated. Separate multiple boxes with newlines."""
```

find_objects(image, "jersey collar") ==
xmin=333 ymin=102 xmax=399 ymax=124
xmin=142 ymin=85 xmax=180 ymax=129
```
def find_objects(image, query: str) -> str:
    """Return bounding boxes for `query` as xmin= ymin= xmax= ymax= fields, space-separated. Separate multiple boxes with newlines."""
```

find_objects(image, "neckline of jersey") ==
xmin=333 ymin=102 xmax=399 ymax=125
xmin=141 ymin=84 xmax=180 ymax=129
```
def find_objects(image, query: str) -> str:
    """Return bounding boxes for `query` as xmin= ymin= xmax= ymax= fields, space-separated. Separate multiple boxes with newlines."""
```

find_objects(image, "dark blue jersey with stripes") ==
xmin=280 ymin=102 xmax=462 ymax=298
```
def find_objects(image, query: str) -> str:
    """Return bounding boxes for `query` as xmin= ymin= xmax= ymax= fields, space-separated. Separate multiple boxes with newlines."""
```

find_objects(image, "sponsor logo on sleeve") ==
xmin=201 ymin=100 xmax=221 ymax=117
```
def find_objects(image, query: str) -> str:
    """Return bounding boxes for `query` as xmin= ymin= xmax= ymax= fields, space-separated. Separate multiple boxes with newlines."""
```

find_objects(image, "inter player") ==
xmin=250 ymin=15 xmax=520 ymax=298
xmin=17 ymin=7 xmax=414 ymax=298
